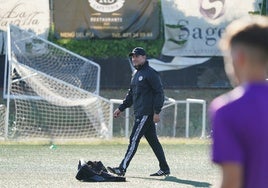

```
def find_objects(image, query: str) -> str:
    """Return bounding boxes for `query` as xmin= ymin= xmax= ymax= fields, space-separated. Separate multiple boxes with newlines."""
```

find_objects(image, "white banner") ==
xmin=148 ymin=57 xmax=210 ymax=72
xmin=0 ymin=0 xmax=50 ymax=54
xmin=161 ymin=0 xmax=258 ymax=56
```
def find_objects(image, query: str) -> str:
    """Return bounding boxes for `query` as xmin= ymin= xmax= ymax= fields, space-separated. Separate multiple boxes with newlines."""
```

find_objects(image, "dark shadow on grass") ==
xmin=129 ymin=175 xmax=212 ymax=187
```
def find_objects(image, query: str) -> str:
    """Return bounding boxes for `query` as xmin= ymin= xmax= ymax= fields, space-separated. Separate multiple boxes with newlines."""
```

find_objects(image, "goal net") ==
xmin=3 ymin=25 xmax=110 ymax=139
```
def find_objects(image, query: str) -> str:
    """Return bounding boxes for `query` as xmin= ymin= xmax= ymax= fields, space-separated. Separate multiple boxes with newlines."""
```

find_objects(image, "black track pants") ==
xmin=119 ymin=115 xmax=169 ymax=172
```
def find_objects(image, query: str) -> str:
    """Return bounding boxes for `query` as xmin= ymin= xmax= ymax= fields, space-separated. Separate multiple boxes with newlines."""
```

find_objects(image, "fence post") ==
xmin=173 ymin=102 xmax=178 ymax=137
xmin=125 ymin=108 xmax=129 ymax=138
xmin=109 ymin=101 xmax=114 ymax=139
xmin=186 ymin=100 xmax=190 ymax=138
xmin=201 ymin=101 xmax=207 ymax=138
xmin=186 ymin=98 xmax=206 ymax=138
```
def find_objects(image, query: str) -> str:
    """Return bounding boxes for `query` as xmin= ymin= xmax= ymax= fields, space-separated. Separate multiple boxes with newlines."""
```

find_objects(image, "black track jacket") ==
xmin=118 ymin=61 xmax=164 ymax=116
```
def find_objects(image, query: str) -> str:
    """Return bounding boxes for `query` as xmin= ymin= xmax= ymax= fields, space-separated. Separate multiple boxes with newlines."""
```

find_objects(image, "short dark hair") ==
xmin=220 ymin=16 xmax=268 ymax=54
xmin=230 ymin=24 xmax=268 ymax=53
xmin=220 ymin=16 xmax=268 ymax=86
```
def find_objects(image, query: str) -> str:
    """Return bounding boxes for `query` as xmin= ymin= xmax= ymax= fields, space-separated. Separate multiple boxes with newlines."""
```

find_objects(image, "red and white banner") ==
xmin=161 ymin=0 xmax=258 ymax=56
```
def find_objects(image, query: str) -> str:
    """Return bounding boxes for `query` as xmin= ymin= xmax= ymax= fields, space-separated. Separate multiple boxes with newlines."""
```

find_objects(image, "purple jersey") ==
xmin=210 ymin=82 xmax=268 ymax=188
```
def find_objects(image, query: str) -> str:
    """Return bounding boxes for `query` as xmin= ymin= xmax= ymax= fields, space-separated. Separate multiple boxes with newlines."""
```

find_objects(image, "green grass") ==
xmin=0 ymin=138 xmax=221 ymax=188
xmin=0 ymin=89 xmax=226 ymax=187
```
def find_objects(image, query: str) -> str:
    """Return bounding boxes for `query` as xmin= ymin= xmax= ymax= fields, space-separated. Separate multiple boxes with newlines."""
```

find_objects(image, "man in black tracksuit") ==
xmin=107 ymin=47 xmax=170 ymax=177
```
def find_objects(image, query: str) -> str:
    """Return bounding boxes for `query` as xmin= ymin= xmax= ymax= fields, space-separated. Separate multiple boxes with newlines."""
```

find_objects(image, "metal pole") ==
xmin=173 ymin=102 xmax=178 ymax=137
xmin=201 ymin=101 xmax=206 ymax=138
xmin=4 ymin=25 xmax=12 ymax=140
xmin=185 ymin=101 xmax=190 ymax=138
xmin=109 ymin=101 xmax=114 ymax=139
xmin=125 ymin=108 xmax=129 ymax=138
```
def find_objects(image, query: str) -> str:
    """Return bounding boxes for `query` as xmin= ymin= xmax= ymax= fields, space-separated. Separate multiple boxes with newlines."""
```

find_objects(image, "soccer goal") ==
xmin=3 ymin=25 xmax=110 ymax=140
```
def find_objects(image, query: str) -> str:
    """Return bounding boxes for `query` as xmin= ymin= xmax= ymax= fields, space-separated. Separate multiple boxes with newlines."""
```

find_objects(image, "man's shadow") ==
xmin=129 ymin=175 xmax=212 ymax=187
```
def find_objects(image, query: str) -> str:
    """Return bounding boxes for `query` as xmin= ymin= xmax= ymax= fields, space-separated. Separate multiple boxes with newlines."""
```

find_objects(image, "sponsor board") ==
xmin=161 ymin=0 xmax=258 ymax=56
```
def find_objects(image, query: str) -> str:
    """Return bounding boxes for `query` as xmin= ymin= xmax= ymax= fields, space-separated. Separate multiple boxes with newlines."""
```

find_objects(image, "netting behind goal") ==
xmin=3 ymin=25 xmax=110 ymax=139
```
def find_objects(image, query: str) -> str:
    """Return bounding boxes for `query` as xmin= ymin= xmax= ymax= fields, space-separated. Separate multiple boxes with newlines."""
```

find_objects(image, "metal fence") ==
xmin=109 ymin=98 xmax=207 ymax=138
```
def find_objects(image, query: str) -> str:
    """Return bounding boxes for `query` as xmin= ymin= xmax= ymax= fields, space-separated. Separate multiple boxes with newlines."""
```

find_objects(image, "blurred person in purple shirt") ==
xmin=209 ymin=16 xmax=268 ymax=188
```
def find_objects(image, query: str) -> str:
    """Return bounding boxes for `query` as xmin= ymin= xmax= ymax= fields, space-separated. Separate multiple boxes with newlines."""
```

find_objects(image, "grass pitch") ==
xmin=0 ymin=138 xmax=220 ymax=188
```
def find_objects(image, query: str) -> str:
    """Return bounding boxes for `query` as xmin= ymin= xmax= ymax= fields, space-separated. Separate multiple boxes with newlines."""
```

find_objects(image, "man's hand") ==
xmin=113 ymin=108 xmax=121 ymax=118
xmin=153 ymin=113 xmax=160 ymax=123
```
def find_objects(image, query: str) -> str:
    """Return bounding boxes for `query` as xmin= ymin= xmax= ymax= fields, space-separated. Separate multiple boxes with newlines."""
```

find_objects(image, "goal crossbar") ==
xmin=3 ymin=24 xmax=110 ymax=140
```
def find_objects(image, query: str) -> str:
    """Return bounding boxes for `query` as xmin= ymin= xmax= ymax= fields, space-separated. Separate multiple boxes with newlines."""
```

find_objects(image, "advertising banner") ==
xmin=161 ymin=0 xmax=258 ymax=56
xmin=53 ymin=0 xmax=159 ymax=39
xmin=0 ymin=0 xmax=50 ymax=54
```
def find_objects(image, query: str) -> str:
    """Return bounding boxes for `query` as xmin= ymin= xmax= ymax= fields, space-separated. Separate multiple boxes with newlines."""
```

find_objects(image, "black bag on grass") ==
xmin=75 ymin=160 xmax=126 ymax=182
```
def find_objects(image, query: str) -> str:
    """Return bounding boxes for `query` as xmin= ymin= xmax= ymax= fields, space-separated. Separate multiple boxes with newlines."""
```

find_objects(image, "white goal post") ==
xmin=3 ymin=24 xmax=110 ymax=140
